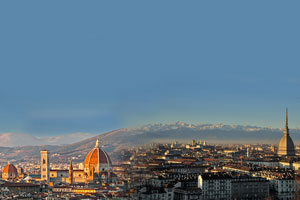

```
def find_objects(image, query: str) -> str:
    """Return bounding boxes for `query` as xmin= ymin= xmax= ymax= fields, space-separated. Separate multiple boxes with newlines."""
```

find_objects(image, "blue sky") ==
xmin=1 ymin=1 xmax=300 ymax=136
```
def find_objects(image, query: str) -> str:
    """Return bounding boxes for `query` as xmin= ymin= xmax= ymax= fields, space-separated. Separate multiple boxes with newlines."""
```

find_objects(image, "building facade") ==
xmin=198 ymin=172 xmax=232 ymax=200
xmin=41 ymin=137 xmax=113 ymax=185
xmin=231 ymin=176 xmax=269 ymax=200
xmin=40 ymin=150 xmax=50 ymax=183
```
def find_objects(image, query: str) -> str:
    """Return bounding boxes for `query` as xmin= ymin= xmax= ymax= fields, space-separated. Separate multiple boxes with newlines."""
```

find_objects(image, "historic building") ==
xmin=198 ymin=173 xmax=269 ymax=200
xmin=198 ymin=172 xmax=232 ymax=200
xmin=41 ymin=137 xmax=113 ymax=185
xmin=40 ymin=150 xmax=50 ymax=183
xmin=277 ymin=109 xmax=296 ymax=156
xmin=2 ymin=164 xmax=18 ymax=180
xmin=84 ymin=137 xmax=112 ymax=182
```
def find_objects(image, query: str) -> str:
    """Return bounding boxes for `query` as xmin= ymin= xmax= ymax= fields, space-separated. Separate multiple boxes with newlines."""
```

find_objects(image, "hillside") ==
xmin=1 ymin=122 xmax=300 ymax=163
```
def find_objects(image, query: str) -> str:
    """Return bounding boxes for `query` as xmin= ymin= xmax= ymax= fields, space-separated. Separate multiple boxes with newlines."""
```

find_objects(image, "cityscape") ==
xmin=1 ymin=0 xmax=300 ymax=199
xmin=0 ymin=110 xmax=300 ymax=199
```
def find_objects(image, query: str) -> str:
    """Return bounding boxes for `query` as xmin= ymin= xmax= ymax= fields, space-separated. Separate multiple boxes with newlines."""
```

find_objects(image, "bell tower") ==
xmin=69 ymin=160 xmax=73 ymax=185
xmin=40 ymin=150 xmax=50 ymax=183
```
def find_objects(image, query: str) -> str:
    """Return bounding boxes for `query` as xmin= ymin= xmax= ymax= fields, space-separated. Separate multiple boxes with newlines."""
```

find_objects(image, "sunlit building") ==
xmin=41 ymin=137 xmax=113 ymax=185
xmin=277 ymin=109 xmax=295 ymax=156
xmin=2 ymin=163 xmax=18 ymax=180
xmin=84 ymin=137 xmax=112 ymax=182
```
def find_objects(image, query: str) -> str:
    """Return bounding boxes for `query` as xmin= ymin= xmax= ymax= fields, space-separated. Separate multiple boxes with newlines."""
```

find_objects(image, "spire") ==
xmin=278 ymin=108 xmax=295 ymax=156
xmin=69 ymin=160 xmax=73 ymax=169
xmin=284 ymin=108 xmax=289 ymax=136
xmin=95 ymin=136 xmax=100 ymax=148
xmin=69 ymin=160 xmax=73 ymax=185
xmin=286 ymin=108 xmax=288 ymax=129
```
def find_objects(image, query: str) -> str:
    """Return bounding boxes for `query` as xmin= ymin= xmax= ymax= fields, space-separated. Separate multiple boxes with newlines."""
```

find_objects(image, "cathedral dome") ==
xmin=2 ymin=164 xmax=18 ymax=180
xmin=84 ymin=137 xmax=112 ymax=175
xmin=3 ymin=164 xmax=18 ymax=174
xmin=84 ymin=146 xmax=112 ymax=166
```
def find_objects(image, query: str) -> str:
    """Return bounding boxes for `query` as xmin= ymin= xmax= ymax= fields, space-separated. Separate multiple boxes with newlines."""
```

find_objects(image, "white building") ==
xmin=198 ymin=172 xmax=231 ymax=200
xmin=138 ymin=186 xmax=173 ymax=200
xmin=255 ymin=169 xmax=296 ymax=199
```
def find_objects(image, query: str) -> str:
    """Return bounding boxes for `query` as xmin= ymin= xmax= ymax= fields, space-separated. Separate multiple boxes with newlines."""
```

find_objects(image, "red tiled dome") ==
xmin=84 ymin=148 xmax=112 ymax=166
xmin=3 ymin=164 xmax=18 ymax=174
xmin=84 ymin=137 xmax=112 ymax=167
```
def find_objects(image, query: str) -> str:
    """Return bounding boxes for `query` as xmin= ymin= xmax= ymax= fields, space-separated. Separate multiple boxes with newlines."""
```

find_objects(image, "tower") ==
xmin=69 ymin=160 xmax=73 ymax=185
xmin=246 ymin=147 xmax=250 ymax=158
xmin=192 ymin=140 xmax=196 ymax=146
xmin=40 ymin=150 xmax=50 ymax=183
xmin=278 ymin=108 xmax=296 ymax=156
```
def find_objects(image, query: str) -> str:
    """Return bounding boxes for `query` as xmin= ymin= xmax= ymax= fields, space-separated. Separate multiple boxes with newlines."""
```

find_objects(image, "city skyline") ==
xmin=1 ymin=112 xmax=300 ymax=147
xmin=2 ymin=1 xmax=300 ymax=199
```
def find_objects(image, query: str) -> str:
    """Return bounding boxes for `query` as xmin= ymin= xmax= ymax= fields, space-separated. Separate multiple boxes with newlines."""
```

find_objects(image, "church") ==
xmin=40 ymin=137 xmax=113 ymax=185
xmin=2 ymin=163 xmax=18 ymax=180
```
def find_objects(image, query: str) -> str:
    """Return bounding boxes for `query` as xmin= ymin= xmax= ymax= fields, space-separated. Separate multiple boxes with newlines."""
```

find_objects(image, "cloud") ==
xmin=0 ymin=133 xmax=41 ymax=147
xmin=0 ymin=132 xmax=97 ymax=147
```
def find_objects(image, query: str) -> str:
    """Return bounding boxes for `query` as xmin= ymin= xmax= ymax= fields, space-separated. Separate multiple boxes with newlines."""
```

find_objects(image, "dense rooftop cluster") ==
xmin=1 ymin=139 xmax=300 ymax=199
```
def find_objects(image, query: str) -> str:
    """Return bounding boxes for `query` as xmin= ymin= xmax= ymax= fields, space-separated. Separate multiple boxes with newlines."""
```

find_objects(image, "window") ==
xmin=43 ymin=159 xmax=46 ymax=164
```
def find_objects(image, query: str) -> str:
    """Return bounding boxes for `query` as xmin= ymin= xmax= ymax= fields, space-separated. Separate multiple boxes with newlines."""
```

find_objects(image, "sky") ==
xmin=1 ymin=1 xmax=300 ymax=137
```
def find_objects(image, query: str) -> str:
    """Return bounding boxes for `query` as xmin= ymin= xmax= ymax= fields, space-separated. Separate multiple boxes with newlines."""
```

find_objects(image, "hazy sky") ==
xmin=1 ymin=1 xmax=300 ymax=136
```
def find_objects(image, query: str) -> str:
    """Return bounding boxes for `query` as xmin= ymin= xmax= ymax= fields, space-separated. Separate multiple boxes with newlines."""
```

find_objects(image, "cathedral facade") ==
xmin=41 ymin=137 xmax=112 ymax=185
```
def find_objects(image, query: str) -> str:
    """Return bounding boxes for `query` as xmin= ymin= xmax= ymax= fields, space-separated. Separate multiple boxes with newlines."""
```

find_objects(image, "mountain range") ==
xmin=1 ymin=122 xmax=299 ymax=163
